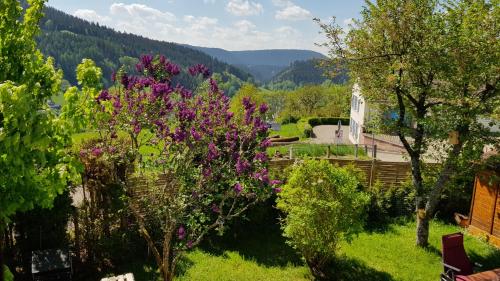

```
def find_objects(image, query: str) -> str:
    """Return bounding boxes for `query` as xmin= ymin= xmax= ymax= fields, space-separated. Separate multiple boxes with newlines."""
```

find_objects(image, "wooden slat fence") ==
xmin=269 ymin=159 xmax=412 ymax=188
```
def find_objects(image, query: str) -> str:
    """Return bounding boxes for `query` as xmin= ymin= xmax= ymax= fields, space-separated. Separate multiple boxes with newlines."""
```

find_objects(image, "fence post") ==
xmin=289 ymin=146 xmax=293 ymax=160
xmin=373 ymin=145 xmax=377 ymax=159
xmin=327 ymin=145 xmax=331 ymax=158
xmin=369 ymin=159 xmax=376 ymax=188
xmin=365 ymin=145 xmax=368 ymax=155
xmin=354 ymin=144 xmax=358 ymax=158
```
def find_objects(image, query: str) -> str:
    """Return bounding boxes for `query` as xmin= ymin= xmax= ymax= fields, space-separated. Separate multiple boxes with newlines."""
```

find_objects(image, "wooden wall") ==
xmin=269 ymin=159 xmax=412 ymax=188
xmin=468 ymin=170 xmax=500 ymax=248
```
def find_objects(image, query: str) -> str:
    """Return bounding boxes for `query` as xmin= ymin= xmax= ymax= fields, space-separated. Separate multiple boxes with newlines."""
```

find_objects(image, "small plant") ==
xmin=277 ymin=160 xmax=370 ymax=280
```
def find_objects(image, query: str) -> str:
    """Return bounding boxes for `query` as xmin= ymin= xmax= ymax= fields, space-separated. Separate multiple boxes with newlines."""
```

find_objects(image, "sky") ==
xmin=46 ymin=0 xmax=365 ymax=53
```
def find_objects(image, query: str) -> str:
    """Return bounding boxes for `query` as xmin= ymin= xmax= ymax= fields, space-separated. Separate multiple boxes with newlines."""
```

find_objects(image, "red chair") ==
xmin=441 ymin=233 xmax=481 ymax=281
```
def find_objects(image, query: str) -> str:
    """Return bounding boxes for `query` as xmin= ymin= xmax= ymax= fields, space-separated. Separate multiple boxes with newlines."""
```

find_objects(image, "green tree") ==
xmin=0 ymin=0 xmax=78 ymax=277
xmin=318 ymin=0 xmax=499 ymax=246
xmin=60 ymin=59 xmax=103 ymax=133
xmin=230 ymin=83 xmax=266 ymax=120
xmin=277 ymin=160 xmax=369 ymax=280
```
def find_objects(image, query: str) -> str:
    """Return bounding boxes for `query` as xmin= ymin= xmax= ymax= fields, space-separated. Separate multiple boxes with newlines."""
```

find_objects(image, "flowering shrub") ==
xmin=92 ymin=55 xmax=276 ymax=281
xmin=277 ymin=160 xmax=369 ymax=280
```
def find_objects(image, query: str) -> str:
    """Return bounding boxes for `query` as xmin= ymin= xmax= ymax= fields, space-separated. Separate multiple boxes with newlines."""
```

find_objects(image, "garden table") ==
xmin=457 ymin=269 xmax=500 ymax=281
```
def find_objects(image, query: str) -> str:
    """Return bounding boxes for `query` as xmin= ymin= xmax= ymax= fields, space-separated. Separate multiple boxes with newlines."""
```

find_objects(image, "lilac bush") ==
xmin=94 ymin=55 xmax=276 ymax=281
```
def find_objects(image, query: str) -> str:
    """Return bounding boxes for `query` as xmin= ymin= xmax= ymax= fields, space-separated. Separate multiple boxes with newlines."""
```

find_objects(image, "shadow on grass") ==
xmin=363 ymin=216 xmax=412 ymax=234
xmin=469 ymin=249 xmax=500 ymax=271
xmin=201 ymin=199 xmax=303 ymax=267
xmin=323 ymin=256 xmax=396 ymax=281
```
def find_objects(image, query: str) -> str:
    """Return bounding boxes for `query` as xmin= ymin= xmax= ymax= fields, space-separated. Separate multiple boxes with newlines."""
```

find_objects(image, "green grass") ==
xmin=268 ymin=144 xmax=368 ymax=158
xmin=270 ymin=123 xmax=303 ymax=138
xmin=99 ymin=220 xmax=500 ymax=281
xmin=270 ymin=119 xmax=310 ymax=139
xmin=176 ymin=251 xmax=310 ymax=281
xmin=338 ymin=220 xmax=500 ymax=281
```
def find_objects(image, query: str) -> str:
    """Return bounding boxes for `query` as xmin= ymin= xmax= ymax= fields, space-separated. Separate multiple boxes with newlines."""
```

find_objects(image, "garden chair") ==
xmin=441 ymin=233 xmax=482 ymax=281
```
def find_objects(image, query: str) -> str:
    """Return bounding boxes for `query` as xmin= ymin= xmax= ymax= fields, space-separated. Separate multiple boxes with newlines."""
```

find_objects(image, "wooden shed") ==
xmin=468 ymin=170 xmax=500 ymax=248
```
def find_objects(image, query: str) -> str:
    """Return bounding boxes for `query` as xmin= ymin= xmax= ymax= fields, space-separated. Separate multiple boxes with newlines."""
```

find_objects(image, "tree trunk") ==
xmin=416 ymin=214 xmax=430 ymax=247
xmin=306 ymin=256 xmax=328 ymax=281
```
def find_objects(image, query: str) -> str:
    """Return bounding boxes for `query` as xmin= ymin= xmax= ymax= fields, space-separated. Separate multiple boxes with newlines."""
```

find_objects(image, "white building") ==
xmin=349 ymin=84 xmax=368 ymax=144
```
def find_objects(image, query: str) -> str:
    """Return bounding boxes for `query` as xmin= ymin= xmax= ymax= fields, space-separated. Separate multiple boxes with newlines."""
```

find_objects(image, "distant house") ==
xmin=348 ymin=84 xmax=368 ymax=144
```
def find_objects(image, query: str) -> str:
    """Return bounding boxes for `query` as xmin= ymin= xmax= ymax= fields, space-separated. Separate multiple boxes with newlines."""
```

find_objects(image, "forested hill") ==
xmin=35 ymin=5 xmax=253 ymax=86
xmin=267 ymin=59 xmax=348 ymax=90
xmin=187 ymin=46 xmax=325 ymax=82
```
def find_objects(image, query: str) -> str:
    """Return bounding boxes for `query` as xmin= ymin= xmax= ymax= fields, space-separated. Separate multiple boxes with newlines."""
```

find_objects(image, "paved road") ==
xmin=310 ymin=125 xmax=410 ymax=162
xmin=310 ymin=125 xmax=351 ymax=144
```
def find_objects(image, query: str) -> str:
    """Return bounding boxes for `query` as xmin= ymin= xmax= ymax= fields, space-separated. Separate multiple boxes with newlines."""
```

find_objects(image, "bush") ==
xmin=303 ymin=124 xmax=313 ymax=138
xmin=281 ymin=115 xmax=300 ymax=125
xmin=365 ymin=181 xmax=416 ymax=228
xmin=308 ymin=117 xmax=350 ymax=127
xmin=277 ymin=160 xmax=370 ymax=280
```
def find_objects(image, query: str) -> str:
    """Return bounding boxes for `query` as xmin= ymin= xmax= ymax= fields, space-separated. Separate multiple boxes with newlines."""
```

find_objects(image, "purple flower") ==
xmin=253 ymin=169 xmax=270 ymax=184
xmin=191 ymin=127 xmax=202 ymax=141
xmin=254 ymin=152 xmax=267 ymax=162
xmin=234 ymin=183 xmax=243 ymax=194
xmin=187 ymin=240 xmax=193 ymax=249
xmin=211 ymin=204 xmax=220 ymax=213
xmin=225 ymin=112 xmax=234 ymax=123
xmin=91 ymin=147 xmax=103 ymax=157
xmin=166 ymin=62 xmax=181 ymax=76
xmin=270 ymin=180 xmax=282 ymax=186
xmin=141 ymin=55 xmax=153 ymax=69
xmin=121 ymin=73 xmax=129 ymax=89
xmin=113 ymin=98 xmax=123 ymax=110
xmin=202 ymin=168 xmax=212 ymax=178
xmin=133 ymin=124 xmax=142 ymax=135
xmin=209 ymin=78 xmax=219 ymax=93
xmin=259 ymin=103 xmax=269 ymax=114
xmin=260 ymin=138 xmax=272 ymax=149
xmin=173 ymin=128 xmax=187 ymax=142
xmin=207 ymin=142 xmax=219 ymax=161
xmin=235 ymin=157 xmax=250 ymax=174
xmin=96 ymin=90 xmax=111 ymax=103
xmin=178 ymin=226 xmax=186 ymax=240
xmin=242 ymin=97 xmax=252 ymax=109
xmin=188 ymin=64 xmax=211 ymax=79
xmin=273 ymin=187 xmax=282 ymax=193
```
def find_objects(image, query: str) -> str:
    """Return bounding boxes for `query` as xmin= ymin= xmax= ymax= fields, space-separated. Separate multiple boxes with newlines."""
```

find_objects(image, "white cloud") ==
xmin=271 ymin=0 xmax=290 ymax=7
xmin=73 ymin=9 xmax=111 ymax=23
xmin=234 ymin=20 xmax=256 ymax=32
xmin=275 ymin=4 xmax=312 ymax=21
xmin=225 ymin=0 xmax=264 ymax=16
xmin=71 ymin=2 xmax=322 ymax=52
xmin=110 ymin=3 xmax=176 ymax=22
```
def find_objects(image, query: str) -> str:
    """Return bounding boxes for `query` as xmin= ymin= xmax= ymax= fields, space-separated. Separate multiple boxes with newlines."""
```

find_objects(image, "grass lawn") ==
xmin=102 ymin=219 xmax=500 ymax=281
xmin=270 ymin=119 xmax=310 ymax=139
xmin=338 ymin=220 xmax=500 ymax=281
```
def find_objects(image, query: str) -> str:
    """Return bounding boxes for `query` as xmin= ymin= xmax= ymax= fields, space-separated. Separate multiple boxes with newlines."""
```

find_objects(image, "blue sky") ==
xmin=46 ymin=0 xmax=365 ymax=53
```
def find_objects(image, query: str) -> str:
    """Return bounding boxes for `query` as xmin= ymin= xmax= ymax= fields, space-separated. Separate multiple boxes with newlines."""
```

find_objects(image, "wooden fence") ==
xmin=269 ymin=159 xmax=412 ymax=188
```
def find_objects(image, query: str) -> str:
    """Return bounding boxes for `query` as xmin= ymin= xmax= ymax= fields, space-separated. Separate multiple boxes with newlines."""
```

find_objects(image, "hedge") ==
xmin=308 ymin=117 xmax=350 ymax=127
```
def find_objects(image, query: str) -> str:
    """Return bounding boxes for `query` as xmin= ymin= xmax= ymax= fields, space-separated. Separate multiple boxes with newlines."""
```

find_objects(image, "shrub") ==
xmin=281 ymin=115 xmax=300 ymax=125
xmin=365 ymin=181 xmax=416 ymax=228
xmin=308 ymin=117 xmax=350 ymax=127
xmin=277 ymin=160 xmax=370 ymax=280
xmin=303 ymin=124 xmax=313 ymax=138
